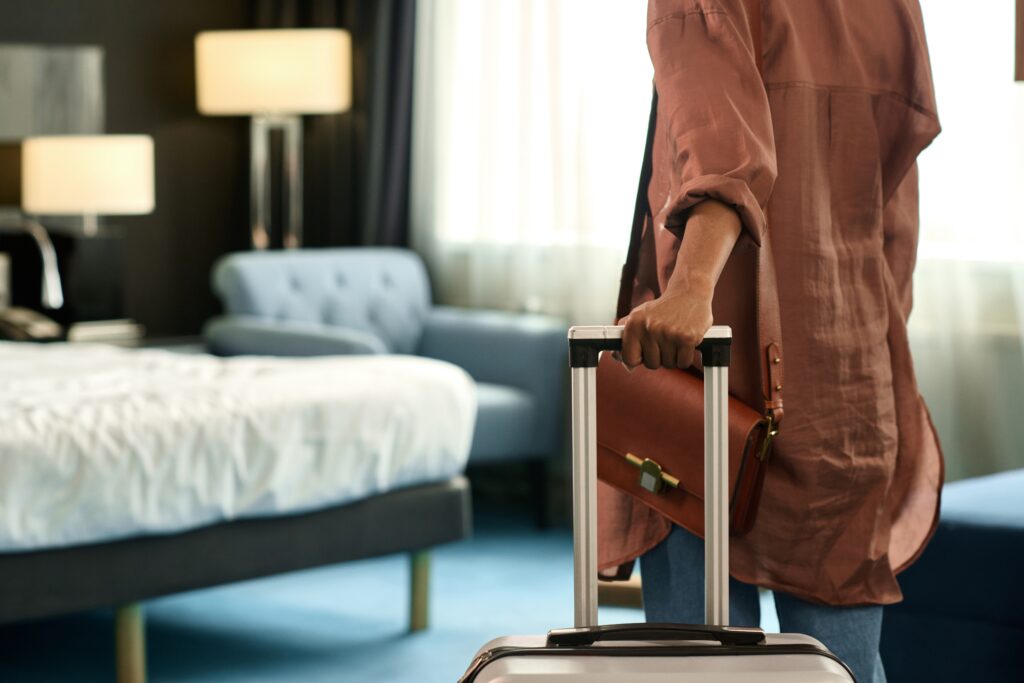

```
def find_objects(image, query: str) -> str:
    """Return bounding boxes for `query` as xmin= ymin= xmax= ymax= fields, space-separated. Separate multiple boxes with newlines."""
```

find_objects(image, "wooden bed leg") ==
xmin=114 ymin=603 xmax=147 ymax=683
xmin=409 ymin=550 xmax=430 ymax=632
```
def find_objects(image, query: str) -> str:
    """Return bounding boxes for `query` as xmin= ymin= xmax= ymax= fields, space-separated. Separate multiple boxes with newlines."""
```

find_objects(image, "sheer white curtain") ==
xmin=410 ymin=0 xmax=652 ymax=324
xmin=911 ymin=1 xmax=1024 ymax=480
xmin=411 ymin=0 xmax=1024 ymax=480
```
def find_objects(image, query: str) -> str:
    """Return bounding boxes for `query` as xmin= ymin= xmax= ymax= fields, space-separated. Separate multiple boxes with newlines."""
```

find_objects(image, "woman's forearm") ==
xmin=665 ymin=199 xmax=742 ymax=299
xmin=620 ymin=199 xmax=742 ymax=370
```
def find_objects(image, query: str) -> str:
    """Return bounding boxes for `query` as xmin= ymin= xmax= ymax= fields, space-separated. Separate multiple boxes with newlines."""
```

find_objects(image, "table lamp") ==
xmin=195 ymin=29 xmax=352 ymax=250
xmin=21 ymin=134 xmax=155 ymax=309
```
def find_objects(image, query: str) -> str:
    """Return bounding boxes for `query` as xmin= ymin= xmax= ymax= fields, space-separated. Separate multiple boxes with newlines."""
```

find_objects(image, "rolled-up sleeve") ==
xmin=648 ymin=0 xmax=776 ymax=244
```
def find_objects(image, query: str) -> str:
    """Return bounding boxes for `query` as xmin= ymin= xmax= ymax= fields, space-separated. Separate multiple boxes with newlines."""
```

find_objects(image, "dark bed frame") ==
xmin=0 ymin=475 xmax=471 ymax=682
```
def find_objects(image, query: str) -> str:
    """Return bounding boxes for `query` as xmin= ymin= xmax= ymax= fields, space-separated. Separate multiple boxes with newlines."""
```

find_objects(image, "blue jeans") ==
xmin=640 ymin=525 xmax=885 ymax=683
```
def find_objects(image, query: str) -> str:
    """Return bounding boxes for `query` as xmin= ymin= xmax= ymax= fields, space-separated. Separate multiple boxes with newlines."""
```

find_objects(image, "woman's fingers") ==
xmin=622 ymin=312 xmax=662 ymax=370
xmin=640 ymin=333 xmax=661 ymax=370
xmin=621 ymin=316 xmax=644 ymax=368
xmin=660 ymin=343 xmax=677 ymax=369
xmin=675 ymin=344 xmax=695 ymax=369
xmin=619 ymin=334 xmax=695 ymax=370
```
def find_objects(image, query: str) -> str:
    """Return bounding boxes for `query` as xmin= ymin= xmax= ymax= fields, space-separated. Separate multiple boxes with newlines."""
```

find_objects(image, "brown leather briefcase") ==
xmin=597 ymin=5 xmax=784 ymax=536
xmin=596 ymin=355 xmax=774 ymax=536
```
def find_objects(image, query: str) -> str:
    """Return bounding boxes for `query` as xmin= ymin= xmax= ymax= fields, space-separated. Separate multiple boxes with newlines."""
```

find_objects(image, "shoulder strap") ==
xmin=619 ymin=0 xmax=785 ymax=423
xmin=615 ymin=87 xmax=658 ymax=321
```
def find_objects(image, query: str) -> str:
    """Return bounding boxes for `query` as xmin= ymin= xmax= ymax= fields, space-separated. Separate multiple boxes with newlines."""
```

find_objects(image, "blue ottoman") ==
xmin=881 ymin=469 xmax=1024 ymax=682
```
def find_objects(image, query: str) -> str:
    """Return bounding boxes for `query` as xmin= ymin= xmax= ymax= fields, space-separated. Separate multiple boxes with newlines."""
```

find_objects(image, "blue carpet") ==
xmin=0 ymin=510 xmax=782 ymax=682
xmin=0 ymin=512 xmax=648 ymax=682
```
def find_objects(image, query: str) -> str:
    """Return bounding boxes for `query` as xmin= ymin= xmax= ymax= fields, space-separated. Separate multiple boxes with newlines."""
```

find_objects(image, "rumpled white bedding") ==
xmin=0 ymin=342 xmax=476 ymax=552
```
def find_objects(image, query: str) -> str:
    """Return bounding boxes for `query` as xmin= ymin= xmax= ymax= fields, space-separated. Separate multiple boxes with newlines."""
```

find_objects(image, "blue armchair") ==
xmin=205 ymin=248 xmax=567 ymax=517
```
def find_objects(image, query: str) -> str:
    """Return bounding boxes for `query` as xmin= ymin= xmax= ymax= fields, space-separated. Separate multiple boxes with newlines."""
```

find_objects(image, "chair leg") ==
xmin=114 ymin=603 xmax=147 ymax=683
xmin=529 ymin=458 xmax=550 ymax=529
xmin=409 ymin=550 xmax=430 ymax=632
xmin=598 ymin=573 xmax=644 ymax=609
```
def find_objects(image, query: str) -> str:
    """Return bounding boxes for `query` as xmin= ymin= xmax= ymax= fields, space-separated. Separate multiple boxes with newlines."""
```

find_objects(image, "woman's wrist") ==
xmin=664 ymin=271 xmax=716 ymax=300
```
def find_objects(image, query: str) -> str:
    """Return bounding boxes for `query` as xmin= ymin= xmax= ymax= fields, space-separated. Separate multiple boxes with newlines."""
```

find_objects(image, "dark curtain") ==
xmin=253 ymin=0 xmax=416 ymax=246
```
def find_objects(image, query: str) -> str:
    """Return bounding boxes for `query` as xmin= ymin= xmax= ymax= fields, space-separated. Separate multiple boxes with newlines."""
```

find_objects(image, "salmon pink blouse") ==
xmin=598 ymin=0 xmax=944 ymax=606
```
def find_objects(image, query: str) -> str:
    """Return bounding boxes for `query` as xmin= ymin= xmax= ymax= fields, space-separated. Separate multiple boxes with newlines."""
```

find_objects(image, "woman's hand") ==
xmin=620 ymin=284 xmax=714 ymax=370
xmin=618 ymin=199 xmax=744 ymax=370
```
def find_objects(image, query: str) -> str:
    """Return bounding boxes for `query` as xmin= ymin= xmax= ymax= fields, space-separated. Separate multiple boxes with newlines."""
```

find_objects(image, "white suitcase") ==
xmin=459 ymin=325 xmax=856 ymax=682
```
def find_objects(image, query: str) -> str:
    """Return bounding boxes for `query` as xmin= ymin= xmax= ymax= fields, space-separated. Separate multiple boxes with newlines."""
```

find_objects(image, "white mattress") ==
xmin=0 ymin=342 xmax=476 ymax=552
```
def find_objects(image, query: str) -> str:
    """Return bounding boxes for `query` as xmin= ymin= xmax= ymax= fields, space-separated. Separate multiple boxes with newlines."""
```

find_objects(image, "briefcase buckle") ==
xmin=624 ymin=452 xmax=680 ymax=494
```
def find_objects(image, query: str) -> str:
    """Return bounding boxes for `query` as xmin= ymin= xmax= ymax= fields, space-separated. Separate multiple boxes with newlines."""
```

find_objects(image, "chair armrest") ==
xmin=204 ymin=315 xmax=387 ymax=357
xmin=418 ymin=306 xmax=567 ymax=455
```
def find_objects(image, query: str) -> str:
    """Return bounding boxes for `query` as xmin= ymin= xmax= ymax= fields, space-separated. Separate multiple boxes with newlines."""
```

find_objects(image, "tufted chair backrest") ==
xmin=211 ymin=248 xmax=433 ymax=354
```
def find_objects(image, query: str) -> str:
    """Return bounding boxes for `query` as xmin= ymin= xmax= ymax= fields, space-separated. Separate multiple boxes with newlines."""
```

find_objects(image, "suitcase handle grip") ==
xmin=568 ymin=325 xmax=731 ymax=368
xmin=547 ymin=623 xmax=766 ymax=647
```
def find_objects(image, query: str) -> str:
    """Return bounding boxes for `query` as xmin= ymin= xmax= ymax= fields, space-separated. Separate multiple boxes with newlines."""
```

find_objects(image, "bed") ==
xmin=0 ymin=342 xmax=476 ymax=682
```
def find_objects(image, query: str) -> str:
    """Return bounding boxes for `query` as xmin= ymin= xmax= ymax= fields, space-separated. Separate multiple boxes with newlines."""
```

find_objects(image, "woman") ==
xmin=601 ymin=1 xmax=944 ymax=681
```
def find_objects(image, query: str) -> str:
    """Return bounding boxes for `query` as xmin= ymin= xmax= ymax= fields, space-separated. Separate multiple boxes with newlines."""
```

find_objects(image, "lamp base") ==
xmin=250 ymin=114 xmax=303 ymax=250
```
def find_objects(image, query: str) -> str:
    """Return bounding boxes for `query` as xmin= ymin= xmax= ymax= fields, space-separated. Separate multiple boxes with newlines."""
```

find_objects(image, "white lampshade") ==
xmin=21 ymin=135 xmax=155 ymax=215
xmin=195 ymin=29 xmax=352 ymax=115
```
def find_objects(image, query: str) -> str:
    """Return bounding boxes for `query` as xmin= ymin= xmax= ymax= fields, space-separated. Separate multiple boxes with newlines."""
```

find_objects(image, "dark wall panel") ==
xmin=0 ymin=0 xmax=251 ymax=335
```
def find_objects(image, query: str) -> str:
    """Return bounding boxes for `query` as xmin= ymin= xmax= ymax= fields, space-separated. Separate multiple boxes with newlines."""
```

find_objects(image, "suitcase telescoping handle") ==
xmin=567 ymin=325 xmax=733 ymax=629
